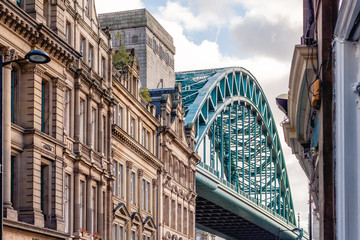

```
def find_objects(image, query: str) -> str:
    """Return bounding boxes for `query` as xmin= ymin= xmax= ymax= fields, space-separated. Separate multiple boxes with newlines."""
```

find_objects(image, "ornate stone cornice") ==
xmin=0 ymin=2 xmax=79 ymax=66
xmin=112 ymin=125 xmax=163 ymax=169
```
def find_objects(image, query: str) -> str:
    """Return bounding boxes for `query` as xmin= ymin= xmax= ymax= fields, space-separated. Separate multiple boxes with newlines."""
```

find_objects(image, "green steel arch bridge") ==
xmin=175 ymin=67 xmax=307 ymax=240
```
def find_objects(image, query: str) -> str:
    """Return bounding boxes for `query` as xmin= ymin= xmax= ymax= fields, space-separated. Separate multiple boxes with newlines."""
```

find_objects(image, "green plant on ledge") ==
xmin=140 ymin=87 xmax=152 ymax=102
xmin=113 ymin=33 xmax=134 ymax=73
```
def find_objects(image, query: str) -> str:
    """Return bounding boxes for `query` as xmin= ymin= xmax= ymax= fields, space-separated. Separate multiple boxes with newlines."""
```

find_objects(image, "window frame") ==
xmin=66 ymin=21 xmax=71 ymax=45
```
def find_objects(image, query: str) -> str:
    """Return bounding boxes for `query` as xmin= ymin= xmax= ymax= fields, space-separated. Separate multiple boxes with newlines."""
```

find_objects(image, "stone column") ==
xmin=97 ymin=181 xmax=104 ymax=237
xmin=107 ymin=104 xmax=114 ymax=159
xmin=86 ymin=175 xmax=93 ymax=233
xmin=137 ymin=169 xmax=143 ymax=213
xmin=137 ymin=169 xmax=143 ymax=240
xmin=152 ymin=179 xmax=157 ymax=225
xmin=74 ymin=168 xmax=81 ymax=234
xmin=2 ymin=65 xmax=17 ymax=219
xmin=98 ymin=100 xmax=104 ymax=154
xmin=126 ymin=161 xmax=133 ymax=210
xmin=3 ymin=63 xmax=12 ymax=210
xmin=1 ymin=48 xmax=18 ymax=220
xmin=107 ymin=183 xmax=113 ymax=240
xmin=87 ymin=92 xmax=93 ymax=148
xmin=74 ymin=80 xmax=81 ymax=141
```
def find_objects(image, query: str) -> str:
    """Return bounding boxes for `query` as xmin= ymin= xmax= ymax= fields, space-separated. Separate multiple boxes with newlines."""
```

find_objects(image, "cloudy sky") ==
xmin=95 ymin=0 xmax=309 ymax=232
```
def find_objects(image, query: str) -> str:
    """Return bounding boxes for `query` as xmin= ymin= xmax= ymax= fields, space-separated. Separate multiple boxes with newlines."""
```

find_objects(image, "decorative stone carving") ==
xmin=52 ymin=77 xmax=66 ymax=91
xmin=75 ymin=80 xmax=82 ymax=90
xmin=126 ymin=161 xmax=133 ymax=170
xmin=87 ymin=174 xmax=95 ymax=181
xmin=152 ymin=179 xmax=158 ymax=187
xmin=137 ymin=169 xmax=144 ymax=178
xmin=0 ymin=47 xmax=18 ymax=64
xmin=73 ymin=168 xmax=83 ymax=175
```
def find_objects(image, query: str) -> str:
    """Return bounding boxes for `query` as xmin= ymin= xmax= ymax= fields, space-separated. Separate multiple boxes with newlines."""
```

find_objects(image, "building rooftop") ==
xmin=98 ymin=9 xmax=175 ymax=54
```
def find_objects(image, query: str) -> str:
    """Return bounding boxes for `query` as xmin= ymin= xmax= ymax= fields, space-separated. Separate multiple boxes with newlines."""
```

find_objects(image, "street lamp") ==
xmin=277 ymin=227 xmax=303 ymax=240
xmin=0 ymin=49 xmax=50 ymax=240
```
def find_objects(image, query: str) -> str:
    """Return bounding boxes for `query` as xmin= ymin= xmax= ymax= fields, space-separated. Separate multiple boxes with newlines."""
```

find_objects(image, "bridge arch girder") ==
xmin=176 ymin=67 xmax=296 ymax=226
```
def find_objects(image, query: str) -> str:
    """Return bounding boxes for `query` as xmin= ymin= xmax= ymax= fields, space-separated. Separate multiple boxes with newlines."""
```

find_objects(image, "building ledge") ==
xmin=284 ymin=44 xmax=318 ymax=179
xmin=4 ymin=218 xmax=69 ymax=239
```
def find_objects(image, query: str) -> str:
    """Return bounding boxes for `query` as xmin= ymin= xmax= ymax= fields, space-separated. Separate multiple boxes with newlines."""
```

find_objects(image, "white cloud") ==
xmin=94 ymin=0 xmax=309 ymax=230
xmin=95 ymin=0 xmax=144 ymax=14
xmin=158 ymin=2 xmax=207 ymax=31
xmin=232 ymin=0 xmax=302 ymax=28
xmin=230 ymin=14 xmax=301 ymax=61
xmin=155 ymin=1 xmax=309 ymax=228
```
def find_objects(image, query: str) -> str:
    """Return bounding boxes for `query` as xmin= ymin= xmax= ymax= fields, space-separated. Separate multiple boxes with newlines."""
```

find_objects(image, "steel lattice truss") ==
xmin=176 ymin=67 xmax=296 ymax=226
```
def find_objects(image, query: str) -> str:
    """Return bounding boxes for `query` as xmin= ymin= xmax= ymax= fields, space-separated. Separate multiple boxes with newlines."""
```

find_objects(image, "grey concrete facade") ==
xmin=99 ymin=9 xmax=176 ymax=89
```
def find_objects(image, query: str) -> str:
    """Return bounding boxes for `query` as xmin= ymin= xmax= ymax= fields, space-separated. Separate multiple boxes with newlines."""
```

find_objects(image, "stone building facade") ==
xmin=0 ymin=0 xmax=115 ymax=239
xmin=98 ymin=9 xmax=176 ymax=90
xmin=150 ymin=86 xmax=200 ymax=240
xmin=1 ymin=1 xmax=198 ymax=240
xmin=110 ymin=55 xmax=160 ymax=239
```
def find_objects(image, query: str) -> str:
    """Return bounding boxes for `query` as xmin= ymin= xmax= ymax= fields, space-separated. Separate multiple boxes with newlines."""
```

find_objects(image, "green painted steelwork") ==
xmin=176 ymin=67 xmax=297 ymax=227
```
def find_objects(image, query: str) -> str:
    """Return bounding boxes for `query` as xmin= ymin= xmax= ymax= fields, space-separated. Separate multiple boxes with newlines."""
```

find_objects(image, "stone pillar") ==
xmin=107 ymin=182 xmax=113 ymax=240
xmin=2 ymin=62 xmax=17 ymax=220
xmin=3 ymin=63 xmax=12 ymax=209
xmin=74 ymin=168 xmax=81 ymax=234
xmin=152 ymin=179 xmax=157 ymax=225
xmin=98 ymin=100 xmax=104 ymax=154
xmin=137 ymin=169 xmax=143 ymax=212
xmin=87 ymin=92 xmax=93 ymax=148
xmin=126 ymin=161 xmax=133 ymax=210
xmin=74 ymin=80 xmax=81 ymax=141
xmin=18 ymin=149 xmax=44 ymax=227
xmin=107 ymin=104 xmax=114 ymax=159
xmin=86 ymin=175 xmax=93 ymax=233
xmin=102 ymin=182 xmax=107 ymax=239
xmin=97 ymin=181 xmax=104 ymax=237
xmin=126 ymin=161 xmax=133 ymax=240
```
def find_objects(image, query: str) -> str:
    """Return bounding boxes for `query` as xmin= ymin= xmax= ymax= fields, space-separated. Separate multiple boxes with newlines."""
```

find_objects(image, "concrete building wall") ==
xmin=99 ymin=9 xmax=176 ymax=89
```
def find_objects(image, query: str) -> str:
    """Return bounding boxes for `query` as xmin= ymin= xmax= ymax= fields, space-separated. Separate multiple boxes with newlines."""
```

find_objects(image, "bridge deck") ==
xmin=197 ymin=196 xmax=276 ymax=239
